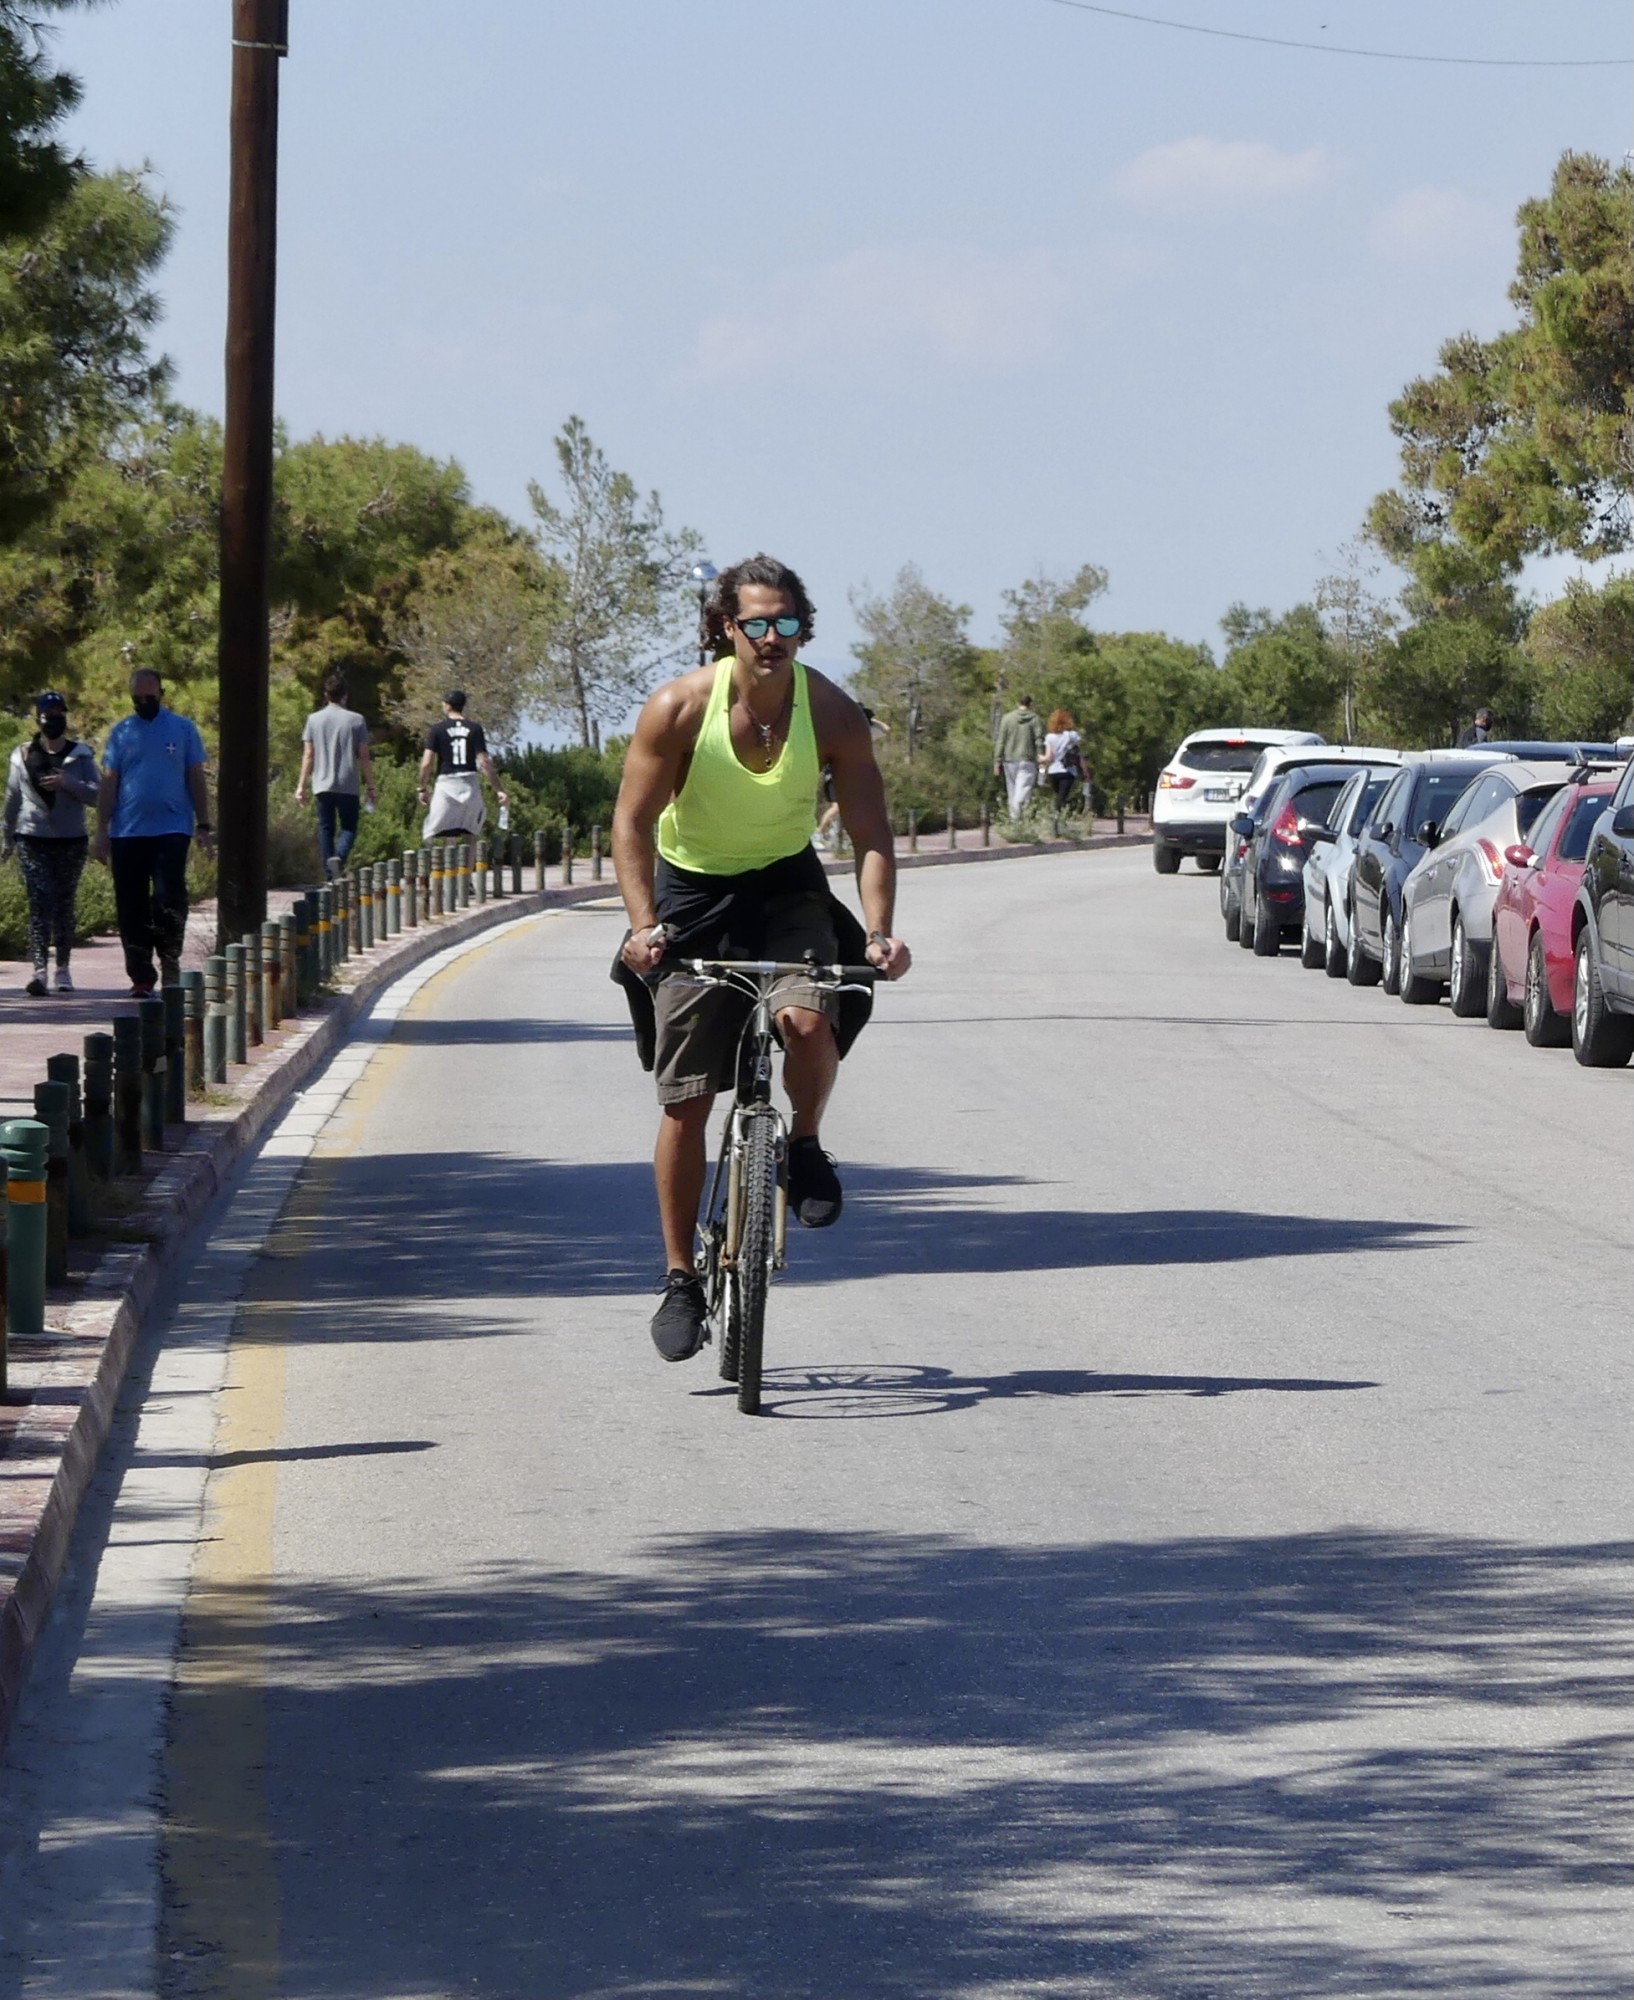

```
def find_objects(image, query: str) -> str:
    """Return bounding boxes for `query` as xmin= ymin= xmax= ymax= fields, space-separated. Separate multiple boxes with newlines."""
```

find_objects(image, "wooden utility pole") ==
xmin=216 ymin=0 xmax=288 ymax=946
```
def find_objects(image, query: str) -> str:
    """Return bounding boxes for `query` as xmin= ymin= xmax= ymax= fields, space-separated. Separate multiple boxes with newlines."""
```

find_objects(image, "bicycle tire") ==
xmin=734 ymin=1113 xmax=776 ymax=1415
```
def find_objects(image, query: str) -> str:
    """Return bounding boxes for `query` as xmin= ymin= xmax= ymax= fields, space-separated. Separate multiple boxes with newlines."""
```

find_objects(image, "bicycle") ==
xmin=675 ymin=955 xmax=879 ymax=1416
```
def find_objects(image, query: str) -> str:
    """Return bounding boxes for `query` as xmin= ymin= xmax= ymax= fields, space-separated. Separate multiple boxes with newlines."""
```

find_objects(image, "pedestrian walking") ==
xmin=93 ymin=667 xmax=211 ymax=998
xmin=294 ymin=672 xmax=376 ymax=878
xmin=994 ymin=694 xmax=1044 ymax=818
xmin=2 ymin=691 xmax=99 ymax=995
xmin=417 ymin=690 xmax=507 ymax=840
xmin=1456 ymin=706 xmax=1493 ymax=747
xmin=1040 ymin=708 xmax=1088 ymax=812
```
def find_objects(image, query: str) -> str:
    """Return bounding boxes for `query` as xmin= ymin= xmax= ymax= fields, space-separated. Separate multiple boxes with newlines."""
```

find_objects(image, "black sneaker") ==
xmin=651 ymin=1269 xmax=708 ymax=1362
xmin=786 ymin=1137 xmax=842 ymax=1228
xmin=25 ymin=972 xmax=47 ymax=998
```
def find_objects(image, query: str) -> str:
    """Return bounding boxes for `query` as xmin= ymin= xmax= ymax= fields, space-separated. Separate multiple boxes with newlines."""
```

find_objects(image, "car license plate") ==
xmin=1205 ymin=787 xmax=1233 ymax=802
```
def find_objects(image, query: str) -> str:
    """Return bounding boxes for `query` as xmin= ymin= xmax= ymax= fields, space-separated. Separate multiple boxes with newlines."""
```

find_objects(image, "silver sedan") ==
xmin=1300 ymin=760 xmax=1402 ymax=975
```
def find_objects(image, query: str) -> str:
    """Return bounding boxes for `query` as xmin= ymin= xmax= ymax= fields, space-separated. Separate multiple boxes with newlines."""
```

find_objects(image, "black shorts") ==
xmin=651 ymin=849 xmax=840 ymax=1105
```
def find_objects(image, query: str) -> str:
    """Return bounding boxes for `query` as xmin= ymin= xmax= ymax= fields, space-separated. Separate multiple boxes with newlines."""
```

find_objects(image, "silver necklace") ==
xmin=746 ymin=682 xmax=793 ymax=762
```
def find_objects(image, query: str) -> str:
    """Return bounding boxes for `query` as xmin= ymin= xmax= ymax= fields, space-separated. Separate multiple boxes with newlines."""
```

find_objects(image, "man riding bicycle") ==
xmin=613 ymin=553 xmax=911 ymax=1362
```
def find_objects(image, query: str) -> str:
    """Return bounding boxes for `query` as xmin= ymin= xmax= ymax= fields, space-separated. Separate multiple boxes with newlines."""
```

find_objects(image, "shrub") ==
xmin=0 ymin=854 xmax=120 ymax=960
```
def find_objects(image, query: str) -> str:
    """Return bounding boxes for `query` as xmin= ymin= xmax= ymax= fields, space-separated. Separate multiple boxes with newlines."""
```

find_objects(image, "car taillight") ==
xmin=1158 ymin=772 xmax=1196 ymax=790
xmin=1271 ymin=804 xmax=1303 ymax=846
xmin=1475 ymin=838 xmax=1504 ymax=882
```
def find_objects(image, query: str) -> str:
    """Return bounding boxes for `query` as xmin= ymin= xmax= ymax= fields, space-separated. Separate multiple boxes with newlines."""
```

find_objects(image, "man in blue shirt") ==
xmin=93 ymin=668 xmax=212 ymax=996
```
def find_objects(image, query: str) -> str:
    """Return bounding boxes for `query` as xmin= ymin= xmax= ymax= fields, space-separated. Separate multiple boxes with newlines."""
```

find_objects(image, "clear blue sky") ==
xmin=52 ymin=1 xmax=1634 ymax=686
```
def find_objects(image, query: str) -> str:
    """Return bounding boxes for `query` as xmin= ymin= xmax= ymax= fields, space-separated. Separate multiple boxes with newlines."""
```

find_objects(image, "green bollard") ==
xmin=533 ymin=828 xmax=546 ymax=892
xmin=46 ymin=1055 xmax=92 ymax=1240
xmin=112 ymin=1016 xmax=143 ymax=1175
xmin=1116 ymin=793 xmax=1126 ymax=835
xmin=181 ymin=970 xmax=205 ymax=1097
xmin=563 ymin=829 xmax=574 ymax=885
xmin=980 ymin=802 xmax=991 ymax=848
xmin=278 ymin=913 xmax=297 ymax=1020
xmin=434 ymin=846 xmax=447 ymax=917
xmin=32 ymin=1080 xmax=70 ymax=1282
xmin=418 ymin=847 xmax=431 ymax=922
xmin=163 ymin=984 xmax=187 ymax=1123
xmin=260 ymin=922 xmax=281 ymax=1035
xmin=402 ymin=850 xmax=418 ymax=930
xmin=82 ymin=1032 xmax=114 ymax=1182
xmin=908 ymin=809 xmax=919 ymax=854
xmin=373 ymin=863 xmax=388 ymax=937
xmin=510 ymin=838 xmax=522 ymax=895
xmin=386 ymin=858 xmax=402 ymax=935
xmin=591 ymin=824 xmax=603 ymax=881
xmin=1 ymin=1121 xmax=49 ymax=1339
xmin=347 ymin=871 xmax=363 ymax=954
xmin=139 ymin=996 xmax=167 ymax=1150
xmin=226 ymin=946 xmax=248 ymax=1064
xmin=242 ymin=930 xmax=263 ymax=1046
xmin=947 ymin=806 xmax=958 ymax=852
xmin=474 ymin=838 xmax=488 ymax=905
xmin=358 ymin=867 xmax=374 ymax=948
xmin=203 ymin=956 xmax=227 ymax=1086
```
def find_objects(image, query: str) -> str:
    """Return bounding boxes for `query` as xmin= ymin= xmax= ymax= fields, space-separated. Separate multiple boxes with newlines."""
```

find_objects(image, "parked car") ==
xmin=1236 ymin=759 xmax=1405 ymax=958
xmin=1221 ymin=742 xmax=1376 ymax=941
xmin=1489 ymin=777 xmax=1616 ymax=1045
xmin=1300 ymin=761 xmax=1402 ymax=974
xmin=1396 ymin=760 xmax=1599 ymax=1012
xmin=1571 ymin=753 xmax=1634 ymax=1066
xmin=1153 ymin=727 xmax=1322 ymax=875
xmin=1347 ymin=751 xmax=1511 ymax=990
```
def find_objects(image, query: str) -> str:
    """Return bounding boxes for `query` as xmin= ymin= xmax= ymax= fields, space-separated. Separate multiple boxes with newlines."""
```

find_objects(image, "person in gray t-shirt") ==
xmin=295 ymin=673 xmax=376 ymax=877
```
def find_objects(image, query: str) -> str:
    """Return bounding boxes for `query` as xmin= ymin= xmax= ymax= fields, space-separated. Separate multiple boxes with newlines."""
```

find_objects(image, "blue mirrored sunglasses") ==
xmin=734 ymin=616 xmax=802 ymax=641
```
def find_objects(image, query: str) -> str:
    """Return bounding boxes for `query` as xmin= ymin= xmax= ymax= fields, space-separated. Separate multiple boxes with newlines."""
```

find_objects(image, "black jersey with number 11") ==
xmin=425 ymin=717 xmax=487 ymax=776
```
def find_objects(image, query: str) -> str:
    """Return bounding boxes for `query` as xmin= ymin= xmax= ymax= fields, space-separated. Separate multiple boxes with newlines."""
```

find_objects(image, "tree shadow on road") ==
xmin=232 ymin=1154 xmax=1464 ymax=1336
xmin=147 ymin=1526 xmax=1634 ymax=1999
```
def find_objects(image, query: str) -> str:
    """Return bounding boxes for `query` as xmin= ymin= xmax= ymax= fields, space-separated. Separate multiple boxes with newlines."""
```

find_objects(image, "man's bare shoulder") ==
xmin=805 ymin=667 xmax=871 ymax=753
xmin=639 ymin=663 xmax=717 ymax=744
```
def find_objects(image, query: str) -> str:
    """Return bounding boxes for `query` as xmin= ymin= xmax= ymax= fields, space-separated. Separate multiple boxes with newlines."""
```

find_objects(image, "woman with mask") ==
xmin=2 ymin=691 xmax=100 ymax=995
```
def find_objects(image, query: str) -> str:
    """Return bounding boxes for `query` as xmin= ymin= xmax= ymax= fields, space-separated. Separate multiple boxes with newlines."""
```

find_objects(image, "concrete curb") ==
xmin=0 ymin=881 xmax=606 ymax=1754
xmin=831 ymin=829 xmax=1150 ymax=874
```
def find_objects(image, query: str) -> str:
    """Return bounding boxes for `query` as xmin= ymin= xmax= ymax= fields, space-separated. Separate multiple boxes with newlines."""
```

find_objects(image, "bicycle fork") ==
xmin=722 ymin=1108 xmax=789 ymax=1273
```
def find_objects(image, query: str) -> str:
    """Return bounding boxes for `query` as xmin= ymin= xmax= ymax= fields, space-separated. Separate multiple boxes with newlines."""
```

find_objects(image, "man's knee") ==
xmin=776 ymin=1006 xmax=834 ymax=1050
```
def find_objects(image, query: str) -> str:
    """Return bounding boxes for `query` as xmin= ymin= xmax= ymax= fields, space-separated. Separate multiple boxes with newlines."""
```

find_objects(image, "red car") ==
xmin=1489 ymin=778 xmax=1616 ymax=1045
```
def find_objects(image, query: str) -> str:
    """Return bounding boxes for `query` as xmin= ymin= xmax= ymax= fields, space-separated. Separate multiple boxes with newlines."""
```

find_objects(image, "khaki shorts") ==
xmin=653 ymin=969 xmax=840 ymax=1106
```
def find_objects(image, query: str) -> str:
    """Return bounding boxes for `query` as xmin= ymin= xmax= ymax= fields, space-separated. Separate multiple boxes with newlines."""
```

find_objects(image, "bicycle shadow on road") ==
xmin=715 ymin=1362 xmax=1377 ymax=1421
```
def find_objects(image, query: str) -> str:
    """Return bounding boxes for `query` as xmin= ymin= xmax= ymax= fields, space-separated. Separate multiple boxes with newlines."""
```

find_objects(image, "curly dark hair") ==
xmin=702 ymin=554 xmax=816 ymax=661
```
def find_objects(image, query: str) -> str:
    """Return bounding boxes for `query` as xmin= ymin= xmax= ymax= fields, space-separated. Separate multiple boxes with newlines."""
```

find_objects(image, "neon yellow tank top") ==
xmin=657 ymin=658 xmax=821 ymax=875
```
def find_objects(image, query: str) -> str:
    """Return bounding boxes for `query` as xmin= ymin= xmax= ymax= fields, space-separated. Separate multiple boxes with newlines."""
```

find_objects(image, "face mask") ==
xmin=39 ymin=714 xmax=66 ymax=740
xmin=133 ymin=694 xmax=161 ymax=721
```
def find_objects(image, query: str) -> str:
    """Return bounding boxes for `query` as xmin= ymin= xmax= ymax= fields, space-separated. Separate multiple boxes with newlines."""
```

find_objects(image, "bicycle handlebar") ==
xmin=676 ymin=958 xmax=880 ymax=985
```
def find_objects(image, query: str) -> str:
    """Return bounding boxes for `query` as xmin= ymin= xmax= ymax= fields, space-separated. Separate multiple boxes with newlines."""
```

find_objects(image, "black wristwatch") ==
xmin=868 ymin=929 xmax=891 ymax=946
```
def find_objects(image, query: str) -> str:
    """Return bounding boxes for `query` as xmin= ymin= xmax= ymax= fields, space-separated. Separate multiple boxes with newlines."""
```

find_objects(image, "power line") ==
xmin=1040 ymin=0 xmax=1634 ymax=68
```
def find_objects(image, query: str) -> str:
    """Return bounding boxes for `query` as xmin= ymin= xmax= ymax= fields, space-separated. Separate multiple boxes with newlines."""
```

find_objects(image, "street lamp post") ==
xmin=690 ymin=561 xmax=718 ymax=669
xmin=217 ymin=0 xmax=288 ymax=947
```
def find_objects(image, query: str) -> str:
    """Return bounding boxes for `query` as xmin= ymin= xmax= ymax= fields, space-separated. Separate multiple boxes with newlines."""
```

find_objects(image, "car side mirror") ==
xmin=1612 ymin=805 xmax=1634 ymax=837
xmin=1416 ymin=819 xmax=1441 ymax=847
xmin=1374 ymin=822 xmax=1393 ymax=843
xmin=1504 ymin=843 xmax=1535 ymax=869
xmin=1310 ymin=826 xmax=1337 ymax=844
xmin=1230 ymin=813 xmax=1255 ymax=838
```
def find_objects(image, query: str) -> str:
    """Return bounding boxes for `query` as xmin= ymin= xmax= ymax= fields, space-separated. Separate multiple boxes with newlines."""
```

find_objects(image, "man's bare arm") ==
xmin=294 ymin=741 xmax=314 ymax=801
xmin=476 ymin=751 xmax=508 ymax=803
xmin=416 ymin=747 xmax=436 ymax=801
xmin=92 ymin=768 xmax=119 ymax=861
xmin=187 ymin=764 xmax=213 ymax=847
xmin=613 ymin=684 xmax=695 ymax=973
xmin=815 ymin=680 xmax=911 ymax=979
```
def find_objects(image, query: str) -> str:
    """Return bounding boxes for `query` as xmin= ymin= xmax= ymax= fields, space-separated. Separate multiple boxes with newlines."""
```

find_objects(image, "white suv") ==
xmin=1152 ymin=727 xmax=1324 ymax=874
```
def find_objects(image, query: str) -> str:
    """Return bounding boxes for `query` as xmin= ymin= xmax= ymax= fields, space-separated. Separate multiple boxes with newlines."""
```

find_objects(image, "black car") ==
xmin=1234 ymin=764 xmax=1363 ymax=957
xmin=1571 ymin=752 xmax=1634 ymax=1066
xmin=1348 ymin=754 xmax=1509 ymax=991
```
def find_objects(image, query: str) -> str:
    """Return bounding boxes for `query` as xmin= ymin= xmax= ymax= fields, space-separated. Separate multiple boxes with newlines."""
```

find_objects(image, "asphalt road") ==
xmin=6 ymin=847 xmax=1633 ymax=1999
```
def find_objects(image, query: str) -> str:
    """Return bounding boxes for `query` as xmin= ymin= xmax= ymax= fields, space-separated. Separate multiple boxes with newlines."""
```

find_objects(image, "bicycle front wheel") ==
xmin=731 ymin=1112 xmax=776 ymax=1415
